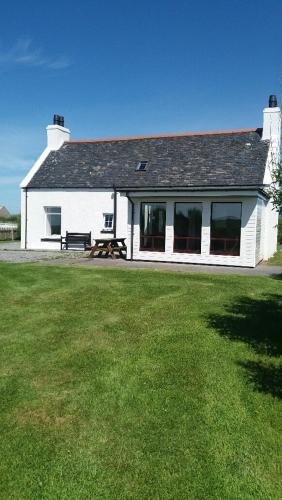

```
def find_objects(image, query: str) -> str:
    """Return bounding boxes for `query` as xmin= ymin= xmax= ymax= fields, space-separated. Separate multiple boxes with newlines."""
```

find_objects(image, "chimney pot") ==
xmin=268 ymin=95 xmax=277 ymax=108
xmin=53 ymin=114 xmax=64 ymax=127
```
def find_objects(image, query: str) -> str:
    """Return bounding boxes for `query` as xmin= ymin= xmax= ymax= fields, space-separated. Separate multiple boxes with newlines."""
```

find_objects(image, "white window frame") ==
xmin=103 ymin=213 xmax=114 ymax=231
xmin=44 ymin=207 xmax=62 ymax=237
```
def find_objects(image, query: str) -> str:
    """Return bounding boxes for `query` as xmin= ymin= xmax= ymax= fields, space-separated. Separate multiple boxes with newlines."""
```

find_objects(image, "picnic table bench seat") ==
xmin=110 ymin=245 xmax=127 ymax=251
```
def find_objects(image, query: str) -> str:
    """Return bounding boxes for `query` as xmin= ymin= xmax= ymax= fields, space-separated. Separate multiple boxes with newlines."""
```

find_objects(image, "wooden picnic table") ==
xmin=89 ymin=238 xmax=127 ymax=259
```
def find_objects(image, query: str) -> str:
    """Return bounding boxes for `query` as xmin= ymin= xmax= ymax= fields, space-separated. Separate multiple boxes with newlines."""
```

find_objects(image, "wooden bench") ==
xmin=61 ymin=232 xmax=92 ymax=250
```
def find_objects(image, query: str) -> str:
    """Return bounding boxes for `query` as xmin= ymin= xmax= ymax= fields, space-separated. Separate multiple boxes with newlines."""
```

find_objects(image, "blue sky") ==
xmin=1 ymin=0 xmax=282 ymax=213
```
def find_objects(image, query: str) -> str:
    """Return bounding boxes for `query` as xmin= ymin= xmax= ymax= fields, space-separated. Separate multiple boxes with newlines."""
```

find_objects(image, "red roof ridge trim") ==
xmin=65 ymin=128 xmax=258 ymax=144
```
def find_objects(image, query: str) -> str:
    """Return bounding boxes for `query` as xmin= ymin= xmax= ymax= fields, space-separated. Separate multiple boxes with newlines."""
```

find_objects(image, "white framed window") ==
xmin=103 ymin=213 xmax=113 ymax=230
xmin=45 ymin=207 xmax=61 ymax=236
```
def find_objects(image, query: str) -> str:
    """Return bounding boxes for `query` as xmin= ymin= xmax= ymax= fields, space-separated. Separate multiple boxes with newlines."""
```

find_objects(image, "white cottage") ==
xmin=21 ymin=96 xmax=280 ymax=267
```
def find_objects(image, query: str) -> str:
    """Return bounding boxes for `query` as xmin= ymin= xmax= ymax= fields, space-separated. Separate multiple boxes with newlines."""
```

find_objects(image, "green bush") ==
xmin=15 ymin=214 xmax=21 ymax=240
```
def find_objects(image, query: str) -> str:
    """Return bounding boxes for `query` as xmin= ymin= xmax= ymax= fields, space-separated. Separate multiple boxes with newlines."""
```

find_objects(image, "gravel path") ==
xmin=0 ymin=241 xmax=281 ymax=276
xmin=0 ymin=241 xmax=85 ymax=263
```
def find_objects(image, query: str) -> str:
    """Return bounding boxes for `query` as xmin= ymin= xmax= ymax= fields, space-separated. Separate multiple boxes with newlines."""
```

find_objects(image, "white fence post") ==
xmin=0 ymin=223 xmax=18 ymax=241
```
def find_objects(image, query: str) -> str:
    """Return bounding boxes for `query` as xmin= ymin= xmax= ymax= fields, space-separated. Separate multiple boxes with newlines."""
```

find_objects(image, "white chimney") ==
xmin=262 ymin=95 xmax=281 ymax=141
xmin=46 ymin=114 xmax=70 ymax=150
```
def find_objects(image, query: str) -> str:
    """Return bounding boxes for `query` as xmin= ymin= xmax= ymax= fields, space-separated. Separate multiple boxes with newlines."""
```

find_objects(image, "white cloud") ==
xmin=0 ymin=38 xmax=71 ymax=70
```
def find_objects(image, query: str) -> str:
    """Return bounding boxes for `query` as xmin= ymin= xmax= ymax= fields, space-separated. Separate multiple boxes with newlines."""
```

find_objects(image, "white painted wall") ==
xmin=255 ymin=198 xmax=264 ymax=265
xmin=262 ymin=199 xmax=278 ymax=260
xmin=46 ymin=125 xmax=70 ymax=150
xmin=128 ymin=195 xmax=258 ymax=267
xmin=262 ymin=106 xmax=281 ymax=141
xmin=253 ymin=196 xmax=278 ymax=265
xmin=21 ymin=188 xmax=128 ymax=250
xmin=116 ymin=192 xmax=129 ymax=239
xmin=21 ymin=188 xmax=277 ymax=267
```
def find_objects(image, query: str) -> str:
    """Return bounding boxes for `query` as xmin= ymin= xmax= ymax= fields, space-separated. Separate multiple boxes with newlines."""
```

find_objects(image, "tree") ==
xmin=267 ymin=161 xmax=282 ymax=212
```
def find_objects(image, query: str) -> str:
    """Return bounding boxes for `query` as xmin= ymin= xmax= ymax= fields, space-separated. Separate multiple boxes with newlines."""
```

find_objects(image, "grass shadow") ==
xmin=208 ymin=293 xmax=282 ymax=398
xmin=271 ymin=273 xmax=282 ymax=281
xmin=238 ymin=360 xmax=282 ymax=399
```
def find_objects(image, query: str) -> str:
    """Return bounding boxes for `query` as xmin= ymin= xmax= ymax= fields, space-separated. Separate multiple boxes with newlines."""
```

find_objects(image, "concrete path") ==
xmin=0 ymin=241 xmax=281 ymax=276
xmin=47 ymin=256 xmax=282 ymax=276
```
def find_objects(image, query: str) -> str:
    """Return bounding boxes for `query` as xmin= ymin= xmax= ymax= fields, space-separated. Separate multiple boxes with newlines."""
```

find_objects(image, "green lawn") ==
xmin=0 ymin=263 xmax=281 ymax=499
xmin=268 ymin=243 xmax=282 ymax=265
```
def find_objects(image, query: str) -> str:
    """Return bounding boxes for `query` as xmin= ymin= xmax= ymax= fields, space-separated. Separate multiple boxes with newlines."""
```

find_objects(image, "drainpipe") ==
xmin=113 ymin=184 xmax=117 ymax=238
xmin=24 ymin=188 xmax=28 ymax=249
xmin=126 ymin=192 xmax=134 ymax=261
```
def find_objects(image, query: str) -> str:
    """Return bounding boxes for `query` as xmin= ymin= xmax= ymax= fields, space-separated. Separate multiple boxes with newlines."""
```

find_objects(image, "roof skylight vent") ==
xmin=136 ymin=161 xmax=148 ymax=171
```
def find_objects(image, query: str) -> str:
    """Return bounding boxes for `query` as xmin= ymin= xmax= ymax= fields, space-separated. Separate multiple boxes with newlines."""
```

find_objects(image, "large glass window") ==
xmin=140 ymin=202 xmax=166 ymax=251
xmin=45 ymin=207 xmax=61 ymax=236
xmin=174 ymin=203 xmax=202 ymax=253
xmin=210 ymin=203 xmax=241 ymax=256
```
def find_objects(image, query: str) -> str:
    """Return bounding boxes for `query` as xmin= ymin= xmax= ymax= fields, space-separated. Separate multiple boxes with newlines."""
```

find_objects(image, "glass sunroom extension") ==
xmin=174 ymin=203 xmax=202 ymax=253
xmin=140 ymin=202 xmax=166 ymax=251
xmin=138 ymin=200 xmax=243 ymax=258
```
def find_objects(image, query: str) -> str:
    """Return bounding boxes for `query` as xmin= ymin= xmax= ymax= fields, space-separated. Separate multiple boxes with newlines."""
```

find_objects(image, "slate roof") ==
xmin=0 ymin=206 xmax=11 ymax=218
xmin=27 ymin=129 xmax=269 ymax=189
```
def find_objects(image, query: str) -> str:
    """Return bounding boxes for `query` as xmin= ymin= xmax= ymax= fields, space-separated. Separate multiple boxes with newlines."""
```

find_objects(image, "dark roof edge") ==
xmin=25 ymin=184 xmax=265 ymax=191
xmin=118 ymin=185 xmax=265 ymax=191
xmin=64 ymin=128 xmax=262 ymax=144
xmin=123 ymin=187 xmax=269 ymax=199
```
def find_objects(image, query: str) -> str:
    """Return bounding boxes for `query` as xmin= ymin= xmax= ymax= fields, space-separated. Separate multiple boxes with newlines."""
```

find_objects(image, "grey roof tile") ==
xmin=27 ymin=129 xmax=268 ymax=189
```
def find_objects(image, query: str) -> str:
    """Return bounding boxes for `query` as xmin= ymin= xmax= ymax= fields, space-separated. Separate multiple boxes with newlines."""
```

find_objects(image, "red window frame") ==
xmin=210 ymin=202 xmax=242 ymax=256
xmin=173 ymin=202 xmax=202 ymax=254
xmin=210 ymin=237 xmax=240 ymax=256
xmin=173 ymin=236 xmax=201 ymax=253
xmin=140 ymin=234 xmax=166 ymax=252
xmin=140 ymin=202 xmax=166 ymax=252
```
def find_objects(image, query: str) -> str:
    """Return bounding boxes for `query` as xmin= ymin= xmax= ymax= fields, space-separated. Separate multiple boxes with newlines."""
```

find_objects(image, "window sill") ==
xmin=210 ymin=252 xmax=240 ymax=257
xmin=173 ymin=250 xmax=201 ymax=254
xmin=41 ymin=237 xmax=61 ymax=242
xmin=101 ymin=229 xmax=114 ymax=234
xmin=139 ymin=248 xmax=165 ymax=252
